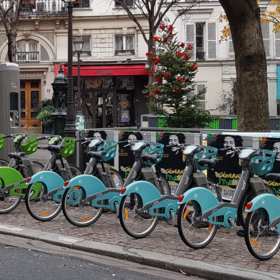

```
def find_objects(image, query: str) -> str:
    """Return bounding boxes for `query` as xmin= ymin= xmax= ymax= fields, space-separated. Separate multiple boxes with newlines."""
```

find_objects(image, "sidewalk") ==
xmin=5 ymin=129 xmax=278 ymax=280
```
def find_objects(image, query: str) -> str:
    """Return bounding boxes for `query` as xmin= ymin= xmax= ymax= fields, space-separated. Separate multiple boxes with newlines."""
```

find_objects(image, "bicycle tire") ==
xmin=177 ymin=200 xmax=218 ymax=249
xmin=69 ymin=164 xmax=83 ymax=177
xmin=0 ymin=176 xmax=22 ymax=214
xmin=110 ymin=168 xmax=124 ymax=189
xmin=25 ymin=182 xmax=62 ymax=221
xmin=32 ymin=161 xmax=44 ymax=173
xmin=62 ymin=186 xmax=104 ymax=227
xmin=244 ymin=209 xmax=280 ymax=260
xmin=238 ymin=184 xmax=276 ymax=228
xmin=0 ymin=159 xmax=9 ymax=167
xmin=119 ymin=192 xmax=159 ymax=239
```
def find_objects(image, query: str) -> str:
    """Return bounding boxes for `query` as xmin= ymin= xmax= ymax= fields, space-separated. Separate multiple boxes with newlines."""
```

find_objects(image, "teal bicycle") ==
xmin=177 ymin=147 xmax=276 ymax=249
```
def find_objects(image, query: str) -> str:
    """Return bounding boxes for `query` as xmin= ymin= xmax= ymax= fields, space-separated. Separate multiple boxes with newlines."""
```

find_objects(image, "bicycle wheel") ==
xmin=0 ymin=159 xmax=9 ymax=167
xmin=238 ymin=184 xmax=276 ymax=228
xmin=244 ymin=210 xmax=280 ymax=260
xmin=158 ymin=175 xmax=171 ymax=195
xmin=32 ymin=161 xmax=44 ymax=173
xmin=62 ymin=185 xmax=103 ymax=227
xmin=119 ymin=192 xmax=159 ymax=238
xmin=177 ymin=200 xmax=218 ymax=249
xmin=110 ymin=168 xmax=124 ymax=189
xmin=0 ymin=177 xmax=22 ymax=214
xmin=69 ymin=164 xmax=83 ymax=177
xmin=25 ymin=182 xmax=62 ymax=221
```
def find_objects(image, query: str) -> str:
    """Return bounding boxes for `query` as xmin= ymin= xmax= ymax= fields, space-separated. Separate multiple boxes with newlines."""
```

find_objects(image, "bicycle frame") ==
xmin=178 ymin=148 xmax=275 ymax=229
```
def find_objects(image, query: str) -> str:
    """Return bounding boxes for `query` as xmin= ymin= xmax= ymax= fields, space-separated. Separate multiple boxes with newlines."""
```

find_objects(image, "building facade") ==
xmin=0 ymin=0 xmax=278 ymax=130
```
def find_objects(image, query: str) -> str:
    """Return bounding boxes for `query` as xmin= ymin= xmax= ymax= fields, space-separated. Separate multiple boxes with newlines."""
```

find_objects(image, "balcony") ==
xmin=115 ymin=50 xmax=135 ymax=55
xmin=16 ymin=52 xmax=39 ymax=63
xmin=1 ymin=0 xmax=89 ymax=17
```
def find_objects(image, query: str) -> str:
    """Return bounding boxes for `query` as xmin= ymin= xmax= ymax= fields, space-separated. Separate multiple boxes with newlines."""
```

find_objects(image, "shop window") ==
xmin=115 ymin=35 xmax=135 ymax=55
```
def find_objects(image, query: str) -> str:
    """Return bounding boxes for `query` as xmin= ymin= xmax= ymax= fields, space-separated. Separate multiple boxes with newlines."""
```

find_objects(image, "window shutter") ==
xmin=228 ymin=33 xmax=235 ymax=59
xmin=186 ymin=23 xmax=195 ymax=61
xmin=207 ymin=22 xmax=216 ymax=59
xmin=275 ymin=32 xmax=280 ymax=58
xmin=197 ymin=84 xmax=206 ymax=110
xmin=261 ymin=22 xmax=270 ymax=57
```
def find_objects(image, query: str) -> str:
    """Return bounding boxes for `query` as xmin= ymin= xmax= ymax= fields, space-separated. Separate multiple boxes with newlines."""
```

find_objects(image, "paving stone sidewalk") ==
xmin=2 ymin=130 xmax=276 ymax=279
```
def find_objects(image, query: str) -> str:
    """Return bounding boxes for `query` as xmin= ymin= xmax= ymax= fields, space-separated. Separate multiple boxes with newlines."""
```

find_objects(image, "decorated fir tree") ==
xmin=145 ymin=22 xmax=218 ymax=128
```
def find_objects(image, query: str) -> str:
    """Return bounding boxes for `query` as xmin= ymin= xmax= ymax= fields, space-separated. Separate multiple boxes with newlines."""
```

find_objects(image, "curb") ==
xmin=0 ymin=222 xmax=278 ymax=280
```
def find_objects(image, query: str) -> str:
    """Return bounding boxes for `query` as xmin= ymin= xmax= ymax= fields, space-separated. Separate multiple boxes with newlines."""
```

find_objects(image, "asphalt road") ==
xmin=0 ymin=234 xmax=206 ymax=280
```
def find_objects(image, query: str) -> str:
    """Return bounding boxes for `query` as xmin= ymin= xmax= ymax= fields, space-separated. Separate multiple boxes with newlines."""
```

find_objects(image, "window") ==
xmin=115 ymin=35 xmax=135 ymax=55
xmin=16 ymin=40 xmax=39 ymax=62
xmin=73 ymin=36 xmax=91 ymax=56
xmin=186 ymin=22 xmax=217 ymax=61
xmin=115 ymin=0 xmax=134 ymax=7
xmin=73 ymin=0 xmax=90 ymax=8
xmin=190 ymin=84 xmax=206 ymax=110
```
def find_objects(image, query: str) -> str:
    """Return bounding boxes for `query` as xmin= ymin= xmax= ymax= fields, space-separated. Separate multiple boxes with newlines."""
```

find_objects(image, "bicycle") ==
xmin=25 ymin=136 xmax=122 ymax=223
xmin=244 ymin=172 xmax=280 ymax=260
xmin=0 ymin=134 xmax=49 ymax=213
xmin=177 ymin=147 xmax=276 ymax=249
xmin=0 ymin=134 xmax=44 ymax=170
xmin=24 ymin=135 xmax=83 ymax=221
xmin=60 ymin=140 xmax=171 ymax=227
xmin=118 ymin=144 xmax=218 ymax=238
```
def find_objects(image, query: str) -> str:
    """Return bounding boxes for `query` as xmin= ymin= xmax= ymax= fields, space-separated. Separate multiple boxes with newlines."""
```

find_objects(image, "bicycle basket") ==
xmin=98 ymin=140 xmax=117 ymax=162
xmin=0 ymin=134 xmax=4 ymax=150
xmin=21 ymin=135 xmax=39 ymax=155
xmin=61 ymin=137 xmax=76 ymax=158
xmin=195 ymin=146 xmax=218 ymax=171
xmin=142 ymin=142 xmax=164 ymax=167
xmin=251 ymin=149 xmax=276 ymax=176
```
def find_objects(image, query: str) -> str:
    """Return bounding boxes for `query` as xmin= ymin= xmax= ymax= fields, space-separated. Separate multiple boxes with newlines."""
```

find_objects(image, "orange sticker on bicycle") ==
xmin=208 ymin=224 xmax=212 ymax=232
xmin=252 ymin=238 xmax=258 ymax=248
xmin=111 ymin=174 xmax=115 ymax=178
xmin=74 ymin=186 xmax=80 ymax=191
xmin=41 ymin=212 xmax=49 ymax=215
xmin=81 ymin=216 xmax=89 ymax=221
xmin=125 ymin=209 xmax=128 ymax=219
xmin=183 ymin=208 xmax=190 ymax=218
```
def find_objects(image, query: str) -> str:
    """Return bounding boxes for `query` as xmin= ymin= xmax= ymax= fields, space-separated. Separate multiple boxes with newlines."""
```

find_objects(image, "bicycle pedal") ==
xmin=236 ymin=230 xmax=245 ymax=237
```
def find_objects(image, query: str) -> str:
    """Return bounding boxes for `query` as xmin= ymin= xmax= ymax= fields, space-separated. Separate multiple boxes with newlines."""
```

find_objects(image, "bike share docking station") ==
xmin=0 ymin=63 xmax=21 ymax=161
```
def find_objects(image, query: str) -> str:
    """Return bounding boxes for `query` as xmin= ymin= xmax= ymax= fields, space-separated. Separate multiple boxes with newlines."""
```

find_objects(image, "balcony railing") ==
xmin=16 ymin=52 xmax=39 ymax=63
xmin=115 ymin=49 xmax=135 ymax=55
xmin=2 ymin=0 xmax=89 ymax=17
xmin=196 ymin=52 xmax=205 ymax=61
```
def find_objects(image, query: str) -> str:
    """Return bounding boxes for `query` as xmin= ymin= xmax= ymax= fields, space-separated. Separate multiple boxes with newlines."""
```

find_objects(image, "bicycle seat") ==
xmin=47 ymin=145 xmax=65 ymax=153
xmin=265 ymin=173 xmax=280 ymax=182
xmin=87 ymin=150 xmax=107 ymax=159
xmin=197 ymin=158 xmax=219 ymax=168
xmin=8 ymin=152 xmax=26 ymax=159
xmin=141 ymin=154 xmax=161 ymax=164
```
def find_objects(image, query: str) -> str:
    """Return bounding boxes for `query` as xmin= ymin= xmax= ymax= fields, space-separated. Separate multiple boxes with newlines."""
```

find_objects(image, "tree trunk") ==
xmin=220 ymin=0 xmax=270 ymax=132
xmin=7 ymin=32 xmax=17 ymax=63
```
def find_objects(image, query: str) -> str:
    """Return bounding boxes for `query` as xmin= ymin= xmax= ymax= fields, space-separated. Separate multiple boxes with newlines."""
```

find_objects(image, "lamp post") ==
xmin=62 ymin=0 xmax=76 ymax=138
xmin=73 ymin=36 xmax=84 ymax=115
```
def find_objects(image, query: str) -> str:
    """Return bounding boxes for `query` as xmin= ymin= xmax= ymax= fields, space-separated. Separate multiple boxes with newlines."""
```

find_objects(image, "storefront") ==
xmin=55 ymin=64 xmax=149 ymax=128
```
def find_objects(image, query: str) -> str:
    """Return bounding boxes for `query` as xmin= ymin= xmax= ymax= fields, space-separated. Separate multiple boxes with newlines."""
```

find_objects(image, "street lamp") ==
xmin=62 ymin=0 xmax=75 ymax=138
xmin=73 ymin=36 xmax=84 ymax=114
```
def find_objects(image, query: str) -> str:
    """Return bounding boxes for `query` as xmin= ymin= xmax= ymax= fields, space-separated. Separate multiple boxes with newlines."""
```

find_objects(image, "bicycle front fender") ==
xmin=27 ymin=171 xmax=64 ymax=192
xmin=120 ymin=180 xmax=162 ymax=205
xmin=0 ymin=166 xmax=25 ymax=189
xmin=178 ymin=187 xmax=219 ymax=214
xmin=63 ymin=174 xmax=106 ymax=197
xmin=246 ymin=193 xmax=280 ymax=222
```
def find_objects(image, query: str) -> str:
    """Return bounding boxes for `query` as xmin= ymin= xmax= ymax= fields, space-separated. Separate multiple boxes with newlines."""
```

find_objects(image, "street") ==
xmin=0 ymin=234 xmax=205 ymax=280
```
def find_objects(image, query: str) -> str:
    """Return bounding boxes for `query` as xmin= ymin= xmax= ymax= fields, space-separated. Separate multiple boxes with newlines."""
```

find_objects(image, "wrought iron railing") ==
xmin=115 ymin=49 xmax=135 ymax=55
xmin=0 ymin=0 xmax=90 ymax=17
xmin=16 ymin=52 xmax=39 ymax=63
xmin=196 ymin=52 xmax=205 ymax=61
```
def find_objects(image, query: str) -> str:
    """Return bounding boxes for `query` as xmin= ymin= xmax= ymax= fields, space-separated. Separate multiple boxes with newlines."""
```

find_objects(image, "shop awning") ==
xmin=55 ymin=64 xmax=148 ymax=77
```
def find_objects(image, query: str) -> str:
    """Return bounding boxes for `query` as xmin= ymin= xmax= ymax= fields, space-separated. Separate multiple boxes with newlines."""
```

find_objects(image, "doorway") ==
xmin=20 ymin=81 xmax=41 ymax=130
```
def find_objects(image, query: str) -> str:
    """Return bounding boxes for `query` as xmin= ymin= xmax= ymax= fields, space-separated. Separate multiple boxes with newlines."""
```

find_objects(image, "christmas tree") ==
xmin=145 ymin=22 xmax=218 ymax=128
